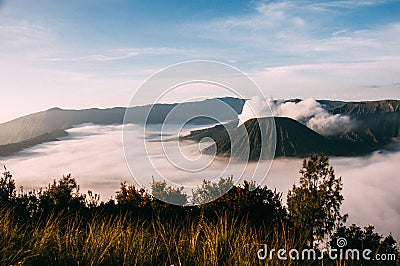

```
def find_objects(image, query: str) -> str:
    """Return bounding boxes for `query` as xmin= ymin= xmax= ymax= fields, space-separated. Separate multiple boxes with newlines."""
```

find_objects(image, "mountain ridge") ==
xmin=1 ymin=98 xmax=399 ymax=158
xmin=0 ymin=97 xmax=244 ymax=146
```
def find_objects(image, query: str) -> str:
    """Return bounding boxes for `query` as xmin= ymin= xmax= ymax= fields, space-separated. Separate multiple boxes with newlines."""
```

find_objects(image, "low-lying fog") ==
xmin=1 ymin=124 xmax=399 ymax=241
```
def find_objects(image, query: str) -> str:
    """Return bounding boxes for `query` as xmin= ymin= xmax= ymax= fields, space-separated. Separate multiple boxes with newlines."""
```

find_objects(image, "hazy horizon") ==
xmin=2 ymin=96 xmax=400 ymax=124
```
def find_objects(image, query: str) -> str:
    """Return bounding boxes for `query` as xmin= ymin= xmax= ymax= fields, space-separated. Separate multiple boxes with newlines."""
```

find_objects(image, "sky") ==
xmin=1 ymin=0 xmax=400 ymax=123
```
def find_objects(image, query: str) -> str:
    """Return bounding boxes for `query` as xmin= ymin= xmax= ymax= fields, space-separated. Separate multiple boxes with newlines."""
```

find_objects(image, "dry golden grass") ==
xmin=0 ymin=206 xmax=316 ymax=266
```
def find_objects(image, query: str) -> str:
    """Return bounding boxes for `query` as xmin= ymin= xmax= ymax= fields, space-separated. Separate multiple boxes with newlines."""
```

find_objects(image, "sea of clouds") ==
xmin=0 ymin=123 xmax=399 ymax=240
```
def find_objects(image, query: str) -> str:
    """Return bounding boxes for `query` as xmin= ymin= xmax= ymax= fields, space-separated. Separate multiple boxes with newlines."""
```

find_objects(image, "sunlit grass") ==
xmin=0 ymin=205 xmax=314 ymax=266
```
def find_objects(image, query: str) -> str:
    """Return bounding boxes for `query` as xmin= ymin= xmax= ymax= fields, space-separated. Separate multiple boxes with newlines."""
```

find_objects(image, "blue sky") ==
xmin=1 ymin=0 xmax=400 ymax=122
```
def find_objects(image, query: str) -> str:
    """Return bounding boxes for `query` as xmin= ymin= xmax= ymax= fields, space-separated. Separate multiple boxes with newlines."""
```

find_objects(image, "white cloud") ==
xmin=46 ymin=47 xmax=192 ymax=62
xmin=238 ymin=96 xmax=353 ymax=136
xmin=0 ymin=23 xmax=53 ymax=47
xmin=310 ymin=0 xmax=395 ymax=10
xmin=206 ymin=1 xmax=305 ymax=37
xmin=251 ymin=57 xmax=400 ymax=100
xmin=238 ymin=96 xmax=273 ymax=125
xmin=200 ymin=1 xmax=400 ymax=67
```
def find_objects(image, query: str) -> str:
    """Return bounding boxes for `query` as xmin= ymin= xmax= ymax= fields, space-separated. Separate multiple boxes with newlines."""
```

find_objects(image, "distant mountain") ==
xmin=321 ymin=99 xmax=400 ymax=117
xmin=183 ymin=99 xmax=400 ymax=159
xmin=282 ymin=99 xmax=400 ymax=143
xmin=0 ymin=107 xmax=125 ymax=146
xmin=186 ymin=117 xmax=381 ymax=160
xmin=322 ymin=100 xmax=400 ymax=144
xmin=0 ymin=97 xmax=244 ymax=156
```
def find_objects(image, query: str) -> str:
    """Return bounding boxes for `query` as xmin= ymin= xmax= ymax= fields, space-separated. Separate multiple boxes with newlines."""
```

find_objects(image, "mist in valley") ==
xmin=0 ymin=123 xmax=399 ymax=240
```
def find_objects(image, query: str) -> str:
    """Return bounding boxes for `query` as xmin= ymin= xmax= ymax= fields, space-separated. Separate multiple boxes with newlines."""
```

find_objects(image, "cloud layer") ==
xmin=0 ymin=124 xmax=399 ymax=240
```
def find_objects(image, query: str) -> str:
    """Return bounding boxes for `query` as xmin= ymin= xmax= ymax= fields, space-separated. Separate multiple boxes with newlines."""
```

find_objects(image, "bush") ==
xmin=331 ymin=224 xmax=399 ymax=264
xmin=151 ymin=179 xmax=188 ymax=206
xmin=196 ymin=177 xmax=286 ymax=226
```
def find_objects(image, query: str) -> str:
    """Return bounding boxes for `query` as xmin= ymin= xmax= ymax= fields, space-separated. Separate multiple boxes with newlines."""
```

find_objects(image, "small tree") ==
xmin=287 ymin=153 xmax=347 ymax=247
xmin=0 ymin=166 xmax=16 ymax=202
xmin=39 ymin=174 xmax=85 ymax=213
xmin=151 ymin=179 xmax=187 ymax=206
xmin=192 ymin=176 xmax=234 ymax=205
xmin=116 ymin=182 xmax=150 ymax=207
xmin=195 ymin=177 xmax=286 ymax=226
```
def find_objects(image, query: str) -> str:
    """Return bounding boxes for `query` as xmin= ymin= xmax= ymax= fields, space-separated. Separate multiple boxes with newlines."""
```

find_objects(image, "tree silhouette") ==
xmin=38 ymin=174 xmax=85 ymax=214
xmin=192 ymin=176 xmax=234 ymax=205
xmin=287 ymin=153 xmax=347 ymax=247
xmin=331 ymin=224 xmax=399 ymax=262
xmin=151 ymin=179 xmax=187 ymax=206
xmin=0 ymin=167 xmax=16 ymax=203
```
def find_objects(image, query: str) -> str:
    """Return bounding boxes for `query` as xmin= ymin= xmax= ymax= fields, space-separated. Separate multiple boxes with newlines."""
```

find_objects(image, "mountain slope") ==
xmin=0 ymin=129 xmax=68 ymax=157
xmin=322 ymin=100 xmax=400 ymax=144
xmin=272 ymin=117 xmax=376 ymax=157
xmin=269 ymin=99 xmax=400 ymax=146
xmin=0 ymin=107 xmax=125 ymax=146
xmin=186 ymin=117 xmax=388 ymax=160
xmin=0 ymin=97 xmax=244 ymax=146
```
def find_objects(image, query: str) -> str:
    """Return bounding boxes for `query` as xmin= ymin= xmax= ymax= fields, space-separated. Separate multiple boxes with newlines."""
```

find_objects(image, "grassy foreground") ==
xmin=0 ymin=206 xmax=307 ymax=266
